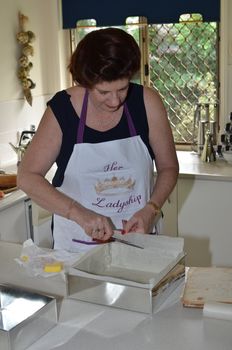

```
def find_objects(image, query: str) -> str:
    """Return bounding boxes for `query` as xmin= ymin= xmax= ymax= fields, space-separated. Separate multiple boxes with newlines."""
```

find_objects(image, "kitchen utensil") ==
xmin=111 ymin=235 xmax=144 ymax=248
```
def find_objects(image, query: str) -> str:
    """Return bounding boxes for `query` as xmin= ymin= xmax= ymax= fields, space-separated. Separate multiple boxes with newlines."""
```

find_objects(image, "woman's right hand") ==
xmin=69 ymin=202 xmax=114 ymax=241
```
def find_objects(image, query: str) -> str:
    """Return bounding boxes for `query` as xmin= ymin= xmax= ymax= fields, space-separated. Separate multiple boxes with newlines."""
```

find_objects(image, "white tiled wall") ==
xmin=0 ymin=94 xmax=51 ymax=167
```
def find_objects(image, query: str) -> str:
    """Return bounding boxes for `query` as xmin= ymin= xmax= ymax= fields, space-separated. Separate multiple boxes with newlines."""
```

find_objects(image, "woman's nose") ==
xmin=108 ymin=93 xmax=120 ymax=106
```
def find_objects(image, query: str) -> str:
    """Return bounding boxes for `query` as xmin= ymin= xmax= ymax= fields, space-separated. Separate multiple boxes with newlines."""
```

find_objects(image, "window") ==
xmin=71 ymin=15 xmax=219 ymax=147
xmin=148 ymin=15 xmax=219 ymax=145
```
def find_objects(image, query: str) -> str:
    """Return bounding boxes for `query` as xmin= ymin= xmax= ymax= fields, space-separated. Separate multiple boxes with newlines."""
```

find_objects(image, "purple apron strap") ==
xmin=76 ymin=90 xmax=137 ymax=143
xmin=76 ymin=90 xmax=88 ymax=143
xmin=123 ymin=103 xmax=137 ymax=137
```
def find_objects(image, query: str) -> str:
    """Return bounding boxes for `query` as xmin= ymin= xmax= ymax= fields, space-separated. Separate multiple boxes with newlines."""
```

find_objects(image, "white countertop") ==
xmin=176 ymin=151 xmax=232 ymax=181
xmin=27 ymin=296 xmax=232 ymax=350
xmin=0 ymin=241 xmax=232 ymax=350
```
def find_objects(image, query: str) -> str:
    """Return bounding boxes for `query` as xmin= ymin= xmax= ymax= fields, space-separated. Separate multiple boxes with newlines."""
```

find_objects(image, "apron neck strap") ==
xmin=77 ymin=89 xmax=88 ymax=144
xmin=77 ymin=89 xmax=137 ymax=143
xmin=123 ymin=102 xmax=137 ymax=137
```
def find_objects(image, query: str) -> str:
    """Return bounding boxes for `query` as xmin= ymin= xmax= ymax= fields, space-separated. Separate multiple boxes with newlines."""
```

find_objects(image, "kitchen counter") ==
xmin=0 ymin=164 xmax=56 ymax=211
xmin=0 ymin=241 xmax=232 ymax=350
xmin=149 ymin=150 xmax=232 ymax=181
xmin=176 ymin=151 xmax=232 ymax=181
xmin=0 ymin=241 xmax=67 ymax=297
xmin=27 ymin=294 xmax=232 ymax=350
xmin=0 ymin=188 xmax=27 ymax=210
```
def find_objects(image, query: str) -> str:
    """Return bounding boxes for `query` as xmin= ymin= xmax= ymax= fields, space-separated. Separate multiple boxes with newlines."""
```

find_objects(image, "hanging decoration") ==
xmin=16 ymin=12 xmax=36 ymax=106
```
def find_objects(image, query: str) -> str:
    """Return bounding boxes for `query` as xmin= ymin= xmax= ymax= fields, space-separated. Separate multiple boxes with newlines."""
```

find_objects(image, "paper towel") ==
xmin=203 ymin=302 xmax=232 ymax=321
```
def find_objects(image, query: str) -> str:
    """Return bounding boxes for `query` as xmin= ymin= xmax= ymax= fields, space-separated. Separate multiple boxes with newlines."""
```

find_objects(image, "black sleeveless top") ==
xmin=47 ymin=82 xmax=155 ymax=187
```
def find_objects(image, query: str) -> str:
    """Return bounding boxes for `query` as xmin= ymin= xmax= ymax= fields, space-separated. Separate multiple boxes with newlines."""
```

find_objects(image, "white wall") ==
xmin=0 ymin=0 xmax=70 ymax=166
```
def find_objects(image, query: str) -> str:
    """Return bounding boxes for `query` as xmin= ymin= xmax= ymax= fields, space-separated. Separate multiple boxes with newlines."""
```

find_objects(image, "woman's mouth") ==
xmin=105 ymin=103 xmax=122 ymax=110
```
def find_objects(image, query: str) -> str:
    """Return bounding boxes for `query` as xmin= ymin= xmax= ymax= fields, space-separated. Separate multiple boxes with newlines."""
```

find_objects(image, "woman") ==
xmin=17 ymin=28 xmax=179 ymax=252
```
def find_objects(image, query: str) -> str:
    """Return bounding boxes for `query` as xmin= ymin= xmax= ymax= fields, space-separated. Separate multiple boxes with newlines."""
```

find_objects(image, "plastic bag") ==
xmin=15 ymin=239 xmax=83 ymax=277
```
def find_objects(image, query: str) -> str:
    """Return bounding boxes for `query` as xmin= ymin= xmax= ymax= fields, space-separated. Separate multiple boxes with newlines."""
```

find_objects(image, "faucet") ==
xmin=9 ymin=142 xmax=28 ymax=165
xmin=9 ymin=129 xmax=35 ymax=165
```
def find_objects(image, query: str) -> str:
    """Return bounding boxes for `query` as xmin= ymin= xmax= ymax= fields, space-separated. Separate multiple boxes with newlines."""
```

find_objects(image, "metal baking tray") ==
xmin=68 ymin=242 xmax=185 ymax=313
xmin=0 ymin=284 xmax=57 ymax=350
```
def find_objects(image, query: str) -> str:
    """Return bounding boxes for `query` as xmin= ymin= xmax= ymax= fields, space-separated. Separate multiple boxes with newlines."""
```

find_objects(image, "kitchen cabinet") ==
xmin=178 ymin=177 xmax=232 ymax=267
xmin=0 ymin=194 xmax=53 ymax=247
xmin=0 ymin=165 xmax=56 ymax=247
xmin=157 ymin=152 xmax=232 ymax=267
xmin=0 ymin=197 xmax=32 ymax=243
xmin=161 ymin=185 xmax=178 ymax=237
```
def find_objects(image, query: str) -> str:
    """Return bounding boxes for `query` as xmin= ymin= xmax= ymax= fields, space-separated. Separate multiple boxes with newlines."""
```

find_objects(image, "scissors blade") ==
xmin=112 ymin=235 xmax=144 ymax=249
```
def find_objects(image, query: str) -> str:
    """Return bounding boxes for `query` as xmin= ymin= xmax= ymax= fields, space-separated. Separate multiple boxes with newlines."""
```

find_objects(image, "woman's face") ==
xmin=88 ymin=78 xmax=130 ymax=113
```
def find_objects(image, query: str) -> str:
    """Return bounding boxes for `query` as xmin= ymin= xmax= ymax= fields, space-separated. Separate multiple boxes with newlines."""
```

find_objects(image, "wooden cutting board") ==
xmin=182 ymin=267 xmax=232 ymax=308
xmin=0 ymin=174 xmax=17 ymax=189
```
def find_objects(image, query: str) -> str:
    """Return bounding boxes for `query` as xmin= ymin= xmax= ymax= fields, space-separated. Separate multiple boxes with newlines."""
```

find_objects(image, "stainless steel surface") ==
xmin=68 ymin=239 xmax=185 ymax=314
xmin=68 ymin=275 xmax=153 ymax=313
xmin=68 ymin=260 xmax=185 ymax=314
xmin=0 ymin=284 xmax=57 ymax=350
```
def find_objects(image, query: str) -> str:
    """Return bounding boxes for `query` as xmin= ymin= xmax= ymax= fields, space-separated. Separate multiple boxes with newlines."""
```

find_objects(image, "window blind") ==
xmin=61 ymin=0 xmax=220 ymax=29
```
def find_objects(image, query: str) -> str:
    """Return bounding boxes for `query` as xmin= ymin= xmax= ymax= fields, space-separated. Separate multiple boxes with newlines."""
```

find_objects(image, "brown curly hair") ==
xmin=69 ymin=27 xmax=141 ymax=88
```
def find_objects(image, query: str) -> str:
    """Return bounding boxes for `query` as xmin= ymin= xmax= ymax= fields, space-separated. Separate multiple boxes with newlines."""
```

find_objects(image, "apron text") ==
xmin=92 ymin=194 xmax=142 ymax=213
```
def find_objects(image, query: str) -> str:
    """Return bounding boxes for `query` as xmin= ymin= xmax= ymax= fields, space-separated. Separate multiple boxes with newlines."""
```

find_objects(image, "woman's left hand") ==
xmin=123 ymin=204 xmax=160 ymax=234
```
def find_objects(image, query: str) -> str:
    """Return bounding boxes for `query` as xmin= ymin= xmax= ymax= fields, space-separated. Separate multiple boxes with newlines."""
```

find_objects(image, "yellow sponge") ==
xmin=21 ymin=255 xmax=29 ymax=262
xmin=43 ymin=262 xmax=63 ymax=273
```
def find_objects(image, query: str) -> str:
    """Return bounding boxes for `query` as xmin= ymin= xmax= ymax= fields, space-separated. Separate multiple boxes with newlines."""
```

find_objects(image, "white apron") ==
xmin=53 ymin=90 xmax=157 ymax=252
